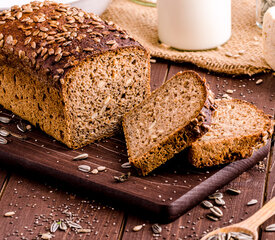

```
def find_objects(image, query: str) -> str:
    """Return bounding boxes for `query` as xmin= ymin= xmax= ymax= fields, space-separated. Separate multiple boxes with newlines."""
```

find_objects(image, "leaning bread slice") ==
xmin=189 ymin=99 xmax=274 ymax=168
xmin=123 ymin=71 xmax=211 ymax=176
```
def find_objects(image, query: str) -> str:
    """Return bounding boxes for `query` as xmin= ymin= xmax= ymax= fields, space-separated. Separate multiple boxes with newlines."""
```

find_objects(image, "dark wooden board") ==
xmin=0 ymin=62 xmax=273 ymax=223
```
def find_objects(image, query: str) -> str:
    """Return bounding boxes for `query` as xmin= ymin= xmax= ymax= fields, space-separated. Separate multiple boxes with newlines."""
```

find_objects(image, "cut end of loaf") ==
xmin=189 ymin=99 xmax=274 ymax=168
xmin=123 ymin=71 xmax=209 ymax=175
xmin=63 ymin=48 xmax=150 ymax=149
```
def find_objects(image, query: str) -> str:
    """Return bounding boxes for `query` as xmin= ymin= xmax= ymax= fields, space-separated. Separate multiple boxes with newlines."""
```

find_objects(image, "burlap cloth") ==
xmin=102 ymin=0 xmax=272 ymax=75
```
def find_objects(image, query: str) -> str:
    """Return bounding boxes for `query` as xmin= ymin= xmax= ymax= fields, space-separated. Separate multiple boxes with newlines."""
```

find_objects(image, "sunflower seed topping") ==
xmin=73 ymin=153 xmax=88 ymax=161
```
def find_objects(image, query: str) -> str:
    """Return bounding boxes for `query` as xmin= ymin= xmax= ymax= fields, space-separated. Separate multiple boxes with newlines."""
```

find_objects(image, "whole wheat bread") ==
xmin=189 ymin=99 xmax=274 ymax=168
xmin=0 ymin=1 xmax=150 ymax=149
xmin=123 ymin=71 xmax=212 ymax=176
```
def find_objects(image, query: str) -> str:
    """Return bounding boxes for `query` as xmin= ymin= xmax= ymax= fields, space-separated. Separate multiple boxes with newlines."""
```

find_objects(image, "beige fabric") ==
xmin=102 ymin=0 xmax=272 ymax=75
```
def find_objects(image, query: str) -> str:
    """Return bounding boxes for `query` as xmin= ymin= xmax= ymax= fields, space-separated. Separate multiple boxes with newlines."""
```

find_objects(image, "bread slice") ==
xmin=189 ymin=99 xmax=274 ymax=168
xmin=123 ymin=71 xmax=212 ymax=176
xmin=0 ymin=2 xmax=150 ymax=149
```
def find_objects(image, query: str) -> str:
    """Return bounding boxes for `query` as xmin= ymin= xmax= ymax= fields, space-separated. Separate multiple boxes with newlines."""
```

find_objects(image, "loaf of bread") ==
xmin=0 ymin=1 xmax=150 ymax=149
xmin=123 ymin=71 xmax=214 ymax=176
xmin=189 ymin=99 xmax=274 ymax=168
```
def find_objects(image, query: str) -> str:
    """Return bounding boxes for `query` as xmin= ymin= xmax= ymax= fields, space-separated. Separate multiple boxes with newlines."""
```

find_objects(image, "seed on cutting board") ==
xmin=121 ymin=162 xmax=131 ymax=169
xmin=256 ymin=79 xmax=263 ymax=85
xmin=66 ymin=220 xmax=82 ymax=229
xmin=50 ymin=221 xmax=59 ymax=233
xmin=247 ymin=199 xmax=258 ymax=206
xmin=201 ymin=200 xmax=213 ymax=208
xmin=0 ymin=136 xmax=8 ymax=145
xmin=133 ymin=224 xmax=144 ymax=232
xmin=226 ymin=188 xmax=241 ymax=195
xmin=226 ymin=89 xmax=234 ymax=94
xmin=265 ymin=223 xmax=275 ymax=232
xmin=206 ymin=214 xmax=219 ymax=221
xmin=4 ymin=211 xmax=15 ymax=217
xmin=77 ymin=228 xmax=91 ymax=233
xmin=208 ymin=192 xmax=223 ymax=199
xmin=73 ymin=153 xmax=88 ymax=161
xmin=0 ymin=116 xmax=11 ymax=124
xmin=152 ymin=223 xmax=162 ymax=234
xmin=0 ymin=128 xmax=9 ymax=137
xmin=59 ymin=221 xmax=67 ymax=231
xmin=78 ymin=165 xmax=91 ymax=173
xmin=17 ymin=121 xmax=27 ymax=132
xmin=215 ymin=197 xmax=225 ymax=206
xmin=91 ymin=169 xmax=98 ymax=174
xmin=210 ymin=206 xmax=223 ymax=217
xmin=97 ymin=166 xmax=106 ymax=172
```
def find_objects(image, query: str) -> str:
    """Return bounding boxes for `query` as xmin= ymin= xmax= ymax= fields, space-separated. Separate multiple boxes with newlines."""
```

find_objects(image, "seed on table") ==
xmin=4 ymin=211 xmax=15 ymax=217
xmin=0 ymin=136 xmax=8 ymax=144
xmin=208 ymin=192 xmax=223 ymax=199
xmin=97 ymin=166 xmax=106 ymax=172
xmin=77 ymin=228 xmax=91 ymax=233
xmin=73 ymin=153 xmax=88 ymax=161
xmin=121 ymin=162 xmax=131 ymax=169
xmin=91 ymin=169 xmax=98 ymax=174
xmin=210 ymin=206 xmax=223 ymax=217
xmin=226 ymin=188 xmax=241 ymax=195
xmin=41 ymin=232 xmax=53 ymax=239
xmin=247 ymin=199 xmax=258 ymax=206
xmin=206 ymin=214 xmax=219 ymax=222
xmin=0 ymin=116 xmax=11 ymax=124
xmin=265 ymin=223 xmax=275 ymax=232
xmin=78 ymin=165 xmax=91 ymax=173
xmin=152 ymin=223 xmax=162 ymax=234
xmin=215 ymin=197 xmax=225 ymax=206
xmin=50 ymin=221 xmax=59 ymax=233
xmin=256 ymin=79 xmax=263 ymax=85
xmin=66 ymin=220 xmax=82 ymax=229
xmin=201 ymin=200 xmax=213 ymax=209
xmin=133 ymin=224 xmax=144 ymax=232
xmin=0 ymin=128 xmax=9 ymax=137
xmin=59 ymin=221 xmax=67 ymax=231
xmin=17 ymin=121 xmax=27 ymax=133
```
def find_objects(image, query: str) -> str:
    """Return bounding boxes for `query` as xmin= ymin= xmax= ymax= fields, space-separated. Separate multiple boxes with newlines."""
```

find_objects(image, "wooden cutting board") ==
xmin=0 ymin=64 xmax=273 ymax=222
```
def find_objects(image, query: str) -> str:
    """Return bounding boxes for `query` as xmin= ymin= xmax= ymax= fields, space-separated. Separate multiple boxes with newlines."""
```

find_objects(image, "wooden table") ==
xmin=0 ymin=60 xmax=274 ymax=240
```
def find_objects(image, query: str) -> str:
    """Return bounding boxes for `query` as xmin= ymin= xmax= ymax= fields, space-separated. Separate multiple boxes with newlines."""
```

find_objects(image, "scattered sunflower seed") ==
xmin=59 ymin=221 xmax=67 ymax=231
xmin=121 ymin=162 xmax=131 ymax=169
xmin=256 ymin=79 xmax=263 ymax=85
xmin=4 ymin=211 xmax=15 ymax=217
xmin=0 ymin=136 xmax=8 ymax=145
xmin=114 ymin=172 xmax=131 ymax=183
xmin=215 ymin=197 xmax=225 ymax=206
xmin=50 ymin=221 xmax=59 ymax=233
xmin=41 ymin=232 xmax=53 ymax=240
xmin=152 ymin=223 xmax=162 ymax=234
xmin=133 ymin=224 xmax=144 ymax=232
xmin=66 ymin=220 xmax=82 ymax=229
xmin=10 ymin=132 xmax=27 ymax=140
xmin=208 ymin=192 xmax=223 ymax=199
xmin=78 ymin=165 xmax=91 ymax=173
xmin=97 ymin=166 xmax=106 ymax=172
xmin=210 ymin=206 xmax=223 ymax=217
xmin=201 ymin=200 xmax=214 ymax=209
xmin=206 ymin=214 xmax=219 ymax=221
xmin=91 ymin=169 xmax=98 ymax=174
xmin=17 ymin=121 xmax=27 ymax=133
xmin=73 ymin=153 xmax=88 ymax=161
xmin=0 ymin=128 xmax=9 ymax=137
xmin=226 ymin=188 xmax=241 ymax=195
xmin=77 ymin=228 xmax=91 ymax=233
xmin=265 ymin=223 xmax=275 ymax=232
xmin=226 ymin=89 xmax=234 ymax=94
xmin=247 ymin=199 xmax=258 ymax=206
xmin=0 ymin=116 xmax=11 ymax=124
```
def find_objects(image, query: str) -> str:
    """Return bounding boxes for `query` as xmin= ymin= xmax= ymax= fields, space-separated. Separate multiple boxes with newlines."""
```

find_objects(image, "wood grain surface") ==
xmin=0 ymin=60 xmax=274 ymax=239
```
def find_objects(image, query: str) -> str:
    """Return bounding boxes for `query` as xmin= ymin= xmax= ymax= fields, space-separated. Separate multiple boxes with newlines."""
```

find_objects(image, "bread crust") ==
xmin=123 ymin=71 xmax=212 ymax=175
xmin=189 ymin=99 xmax=274 ymax=168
